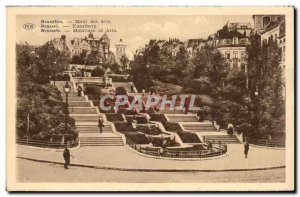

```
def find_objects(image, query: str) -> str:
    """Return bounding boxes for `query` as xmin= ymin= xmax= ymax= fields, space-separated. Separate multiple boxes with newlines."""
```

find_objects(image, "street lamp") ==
xmin=146 ymin=64 xmax=150 ymax=92
xmin=53 ymin=61 xmax=57 ymax=86
xmin=63 ymin=82 xmax=71 ymax=144
xmin=244 ymin=96 xmax=251 ymax=142
xmin=254 ymin=86 xmax=259 ymax=135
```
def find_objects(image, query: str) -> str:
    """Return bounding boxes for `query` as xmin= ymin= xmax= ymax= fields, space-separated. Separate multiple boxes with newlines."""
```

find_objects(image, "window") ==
xmin=262 ymin=16 xmax=271 ymax=29
xmin=233 ymin=59 xmax=238 ymax=69
xmin=233 ymin=51 xmax=238 ymax=59
xmin=241 ymin=52 xmax=245 ymax=59
xmin=241 ymin=63 xmax=246 ymax=72
xmin=225 ymin=52 xmax=230 ymax=59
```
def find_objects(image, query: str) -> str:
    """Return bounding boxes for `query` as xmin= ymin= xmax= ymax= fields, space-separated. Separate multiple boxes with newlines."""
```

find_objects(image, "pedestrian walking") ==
xmin=98 ymin=117 xmax=104 ymax=133
xmin=63 ymin=146 xmax=71 ymax=169
xmin=244 ymin=141 xmax=250 ymax=158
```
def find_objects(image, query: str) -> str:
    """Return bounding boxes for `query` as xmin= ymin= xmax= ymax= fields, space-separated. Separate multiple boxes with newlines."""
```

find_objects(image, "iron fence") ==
xmin=16 ymin=138 xmax=79 ymax=149
xmin=126 ymin=139 xmax=227 ymax=158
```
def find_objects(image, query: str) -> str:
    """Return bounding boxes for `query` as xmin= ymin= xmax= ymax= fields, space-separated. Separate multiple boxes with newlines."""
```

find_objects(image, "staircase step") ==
xmin=71 ymin=116 xmax=100 ymax=121
xmin=80 ymin=144 xmax=124 ymax=147
xmin=167 ymin=116 xmax=199 ymax=122
xmin=204 ymin=135 xmax=240 ymax=144
xmin=68 ymin=107 xmax=98 ymax=114
xmin=69 ymin=102 xmax=92 ymax=107
xmin=63 ymin=97 xmax=87 ymax=102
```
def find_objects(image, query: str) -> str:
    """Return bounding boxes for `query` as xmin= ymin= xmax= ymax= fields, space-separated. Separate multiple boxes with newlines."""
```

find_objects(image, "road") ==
xmin=17 ymin=158 xmax=285 ymax=183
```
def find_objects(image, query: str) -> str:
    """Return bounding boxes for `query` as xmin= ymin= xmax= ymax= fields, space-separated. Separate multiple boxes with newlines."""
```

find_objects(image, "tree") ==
xmin=71 ymin=50 xmax=87 ymax=64
xmin=173 ymin=47 xmax=189 ymax=84
xmin=34 ymin=41 xmax=71 ymax=84
xmin=16 ymin=42 xmax=77 ymax=142
xmin=119 ymin=54 xmax=129 ymax=70
xmin=86 ymin=51 xmax=103 ymax=65
xmin=246 ymin=35 xmax=285 ymax=138
xmin=184 ymin=46 xmax=230 ymax=96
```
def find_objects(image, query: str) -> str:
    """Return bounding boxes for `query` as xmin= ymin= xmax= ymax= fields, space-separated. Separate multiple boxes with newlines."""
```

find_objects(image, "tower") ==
xmin=115 ymin=39 xmax=126 ymax=63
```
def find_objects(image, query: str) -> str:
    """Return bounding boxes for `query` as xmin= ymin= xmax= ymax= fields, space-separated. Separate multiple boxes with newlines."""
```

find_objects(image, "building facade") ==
xmin=252 ymin=15 xmax=286 ymax=69
xmin=208 ymin=22 xmax=251 ymax=71
xmin=53 ymin=32 xmax=111 ymax=59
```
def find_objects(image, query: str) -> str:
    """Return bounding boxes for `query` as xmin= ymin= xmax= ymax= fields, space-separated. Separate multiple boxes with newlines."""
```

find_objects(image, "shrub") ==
xmin=91 ymin=67 xmax=105 ymax=77
xmin=17 ymin=83 xmax=77 ymax=141
xmin=125 ymin=133 xmax=150 ymax=144
xmin=115 ymin=86 xmax=127 ymax=95
xmin=177 ymin=131 xmax=201 ymax=143
xmin=136 ymin=124 xmax=162 ymax=135
xmin=55 ymin=74 xmax=70 ymax=81
xmin=149 ymin=113 xmax=167 ymax=122
xmin=164 ymin=122 xmax=182 ymax=132
xmin=106 ymin=113 xmax=124 ymax=122
xmin=114 ymin=122 xmax=136 ymax=133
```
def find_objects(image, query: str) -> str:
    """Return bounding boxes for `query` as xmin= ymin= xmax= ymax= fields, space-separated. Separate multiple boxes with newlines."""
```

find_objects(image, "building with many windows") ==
xmin=208 ymin=21 xmax=251 ymax=71
xmin=53 ymin=32 xmax=111 ymax=59
xmin=252 ymin=15 xmax=285 ymax=68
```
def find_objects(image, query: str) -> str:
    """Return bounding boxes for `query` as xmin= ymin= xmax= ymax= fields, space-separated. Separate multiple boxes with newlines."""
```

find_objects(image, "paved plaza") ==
xmin=17 ymin=144 xmax=285 ymax=171
xmin=17 ymin=158 xmax=285 ymax=183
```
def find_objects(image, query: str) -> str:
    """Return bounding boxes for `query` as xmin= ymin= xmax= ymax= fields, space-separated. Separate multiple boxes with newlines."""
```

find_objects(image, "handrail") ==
xmin=126 ymin=139 xmax=227 ymax=158
xmin=246 ymin=137 xmax=285 ymax=148
xmin=16 ymin=138 xmax=79 ymax=149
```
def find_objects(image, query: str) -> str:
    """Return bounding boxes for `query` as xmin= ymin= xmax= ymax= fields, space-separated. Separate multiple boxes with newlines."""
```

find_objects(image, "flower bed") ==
xmin=177 ymin=131 xmax=201 ymax=143
xmin=148 ymin=113 xmax=167 ymax=122
xmin=106 ymin=113 xmax=125 ymax=122
xmin=164 ymin=122 xmax=183 ymax=132
xmin=125 ymin=133 xmax=150 ymax=144
xmin=114 ymin=122 xmax=136 ymax=133
xmin=136 ymin=124 xmax=162 ymax=135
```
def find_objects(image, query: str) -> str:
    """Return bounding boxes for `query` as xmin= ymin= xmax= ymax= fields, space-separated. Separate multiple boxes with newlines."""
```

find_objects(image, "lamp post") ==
xmin=63 ymin=82 xmax=71 ymax=144
xmin=146 ymin=64 xmax=150 ymax=93
xmin=254 ymin=86 xmax=259 ymax=134
xmin=53 ymin=61 xmax=57 ymax=86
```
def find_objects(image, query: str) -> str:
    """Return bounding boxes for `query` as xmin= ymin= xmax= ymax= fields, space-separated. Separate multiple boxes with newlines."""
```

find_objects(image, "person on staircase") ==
xmin=77 ymin=84 xmax=83 ymax=97
xmin=130 ymin=82 xmax=134 ymax=93
xmin=98 ymin=117 xmax=104 ymax=134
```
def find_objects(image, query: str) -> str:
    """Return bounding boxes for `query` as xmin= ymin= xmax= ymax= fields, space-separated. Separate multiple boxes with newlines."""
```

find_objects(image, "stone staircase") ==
xmin=79 ymin=133 xmax=124 ymax=147
xmin=203 ymin=134 xmax=240 ymax=144
xmin=58 ymin=80 xmax=124 ymax=147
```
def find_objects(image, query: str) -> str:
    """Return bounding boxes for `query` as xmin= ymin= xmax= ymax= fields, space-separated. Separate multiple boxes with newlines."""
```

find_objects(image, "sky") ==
xmin=16 ymin=15 xmax=253 ymax=59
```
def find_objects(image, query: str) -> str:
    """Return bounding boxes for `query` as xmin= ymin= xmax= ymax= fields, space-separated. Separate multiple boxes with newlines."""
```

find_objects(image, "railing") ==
xmin=16 ymin=138 xmax=79 ymax=149
xmin=126 ymin=139 xmax=227 ymax=158
xmin=246 ymin=137 xmax=285 ymax=148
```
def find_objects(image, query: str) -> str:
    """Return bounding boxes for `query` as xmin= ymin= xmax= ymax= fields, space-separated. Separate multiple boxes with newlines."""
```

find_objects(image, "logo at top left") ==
xmin=23 ymin=23 xmax=36 ymax=30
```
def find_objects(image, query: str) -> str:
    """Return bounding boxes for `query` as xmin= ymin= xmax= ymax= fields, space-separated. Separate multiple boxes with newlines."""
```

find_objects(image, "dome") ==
xmin=116 ymin=38 xmax=126 ymax=46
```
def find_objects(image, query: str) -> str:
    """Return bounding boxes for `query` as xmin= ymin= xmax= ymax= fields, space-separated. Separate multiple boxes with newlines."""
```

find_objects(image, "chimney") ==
xmin=61 ymin=35 xmax=66 ymax=40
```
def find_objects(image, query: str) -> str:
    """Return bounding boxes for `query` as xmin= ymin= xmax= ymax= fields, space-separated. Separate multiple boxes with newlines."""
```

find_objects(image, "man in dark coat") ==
xmin=98 ymin=117 xmax=104 ymax=133
xmin=244 ymin=141 xmax=250 ymax=158
xmin=131 ymin=83 xmax=134 ymax=93
xmin=63 ymin=146 xmax=71 ymax=169
xmin=77 ymin=85 xmax=83 ymax=97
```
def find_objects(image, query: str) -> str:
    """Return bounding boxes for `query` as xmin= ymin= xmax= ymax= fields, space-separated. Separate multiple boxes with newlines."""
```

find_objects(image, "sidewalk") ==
xmin=17 ymin=144 xmax=285 ymax=171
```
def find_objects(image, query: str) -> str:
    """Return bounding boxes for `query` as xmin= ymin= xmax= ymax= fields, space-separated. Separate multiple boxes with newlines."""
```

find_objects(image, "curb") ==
xmin=17 ymin=156 xmax=285 ymax=172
